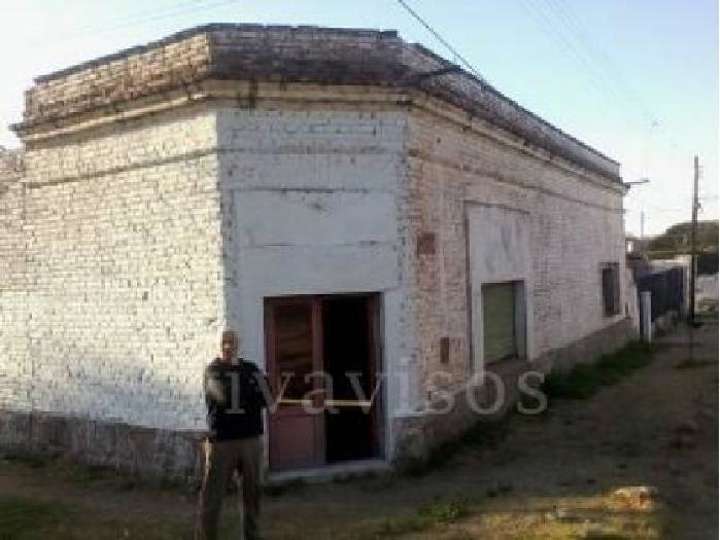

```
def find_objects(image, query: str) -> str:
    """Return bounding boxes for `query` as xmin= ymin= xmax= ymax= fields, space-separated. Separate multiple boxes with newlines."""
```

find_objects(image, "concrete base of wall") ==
xmin=392 ymin=357 xmax=536 ymax=469
xmin=0 ymin=410 xmax=204 ymax=481
xmin=393 ymin=317 xmax=637 ymax=469
xmin=535 ymin=317 xmax=637 ymax=374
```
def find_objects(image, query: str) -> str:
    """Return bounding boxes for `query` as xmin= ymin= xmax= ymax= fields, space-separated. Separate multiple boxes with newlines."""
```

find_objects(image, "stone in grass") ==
xmin=610 ymin=485 xmax=659 ymax=511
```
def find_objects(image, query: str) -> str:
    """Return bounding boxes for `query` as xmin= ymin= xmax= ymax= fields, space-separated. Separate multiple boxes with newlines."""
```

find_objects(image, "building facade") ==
xmin=0 ymin=24 xmax=634 ymax=479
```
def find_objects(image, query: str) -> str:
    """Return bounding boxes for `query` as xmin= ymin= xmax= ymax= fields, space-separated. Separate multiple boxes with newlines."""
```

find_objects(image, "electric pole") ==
xmin=640 ymin=210 xmax=645 ymax=249
xmin=689 ymin=156 xmax=700 ymax=323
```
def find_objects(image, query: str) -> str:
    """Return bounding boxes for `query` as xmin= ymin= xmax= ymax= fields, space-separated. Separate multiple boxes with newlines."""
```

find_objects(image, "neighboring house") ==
xmin=0 ymin=24 xmax=633 ymax=479
xmin=696 ymin=274 xmax=719 ymax=313
xmin=649 ymin=255 xmax=691 ymax=315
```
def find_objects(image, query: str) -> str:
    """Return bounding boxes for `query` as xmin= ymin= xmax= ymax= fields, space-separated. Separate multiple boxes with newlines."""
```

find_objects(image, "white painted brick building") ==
xmin=0 ymin=24 xmax=633 ymax=478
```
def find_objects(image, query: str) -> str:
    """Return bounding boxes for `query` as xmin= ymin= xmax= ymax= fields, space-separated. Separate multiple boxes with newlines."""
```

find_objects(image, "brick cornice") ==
xmin=12 ymin=23 xmax=621 ymax=182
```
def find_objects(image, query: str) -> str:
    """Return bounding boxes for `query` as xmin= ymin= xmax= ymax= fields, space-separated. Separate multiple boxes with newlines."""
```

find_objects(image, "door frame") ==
xmin=264 ymin=292 xmax=385 ymax=471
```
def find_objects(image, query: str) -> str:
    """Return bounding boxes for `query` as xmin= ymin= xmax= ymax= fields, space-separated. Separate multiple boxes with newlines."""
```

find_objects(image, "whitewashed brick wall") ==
xmin=214 ymin=106 xmax=422 ymax=458
xmin=0 ymin=150 xmax=28 ymax=411
xmin=1 ymin=98 xmax=628 ymax=453
xmin=406 ymin=105 xmax=628 ymax=392
xmin=0 ymin=105 xmax=223 ymax=431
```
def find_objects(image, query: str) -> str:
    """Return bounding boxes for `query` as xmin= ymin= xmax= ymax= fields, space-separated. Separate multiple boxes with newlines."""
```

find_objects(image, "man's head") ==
xmin=220 ymin=329 xmax=239 ymax=363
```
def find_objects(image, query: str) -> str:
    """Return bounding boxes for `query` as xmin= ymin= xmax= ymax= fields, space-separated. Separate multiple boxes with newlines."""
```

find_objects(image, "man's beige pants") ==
xmin=195 ymin=436 xmax=262 ymax=540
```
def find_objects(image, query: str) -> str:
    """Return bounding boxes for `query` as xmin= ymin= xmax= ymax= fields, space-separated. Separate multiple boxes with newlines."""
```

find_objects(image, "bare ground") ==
xmin=1 ymin=320 xmax=717 ymax=539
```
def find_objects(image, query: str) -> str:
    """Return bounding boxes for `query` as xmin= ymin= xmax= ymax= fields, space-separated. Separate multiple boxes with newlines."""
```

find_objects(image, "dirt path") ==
xmin=1 ymin=321 xmax=717 ymax=539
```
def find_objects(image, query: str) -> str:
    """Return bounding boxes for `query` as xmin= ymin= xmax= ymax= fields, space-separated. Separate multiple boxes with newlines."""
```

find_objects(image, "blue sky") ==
xmin=1 ymin=0 xmax=717 ymax=235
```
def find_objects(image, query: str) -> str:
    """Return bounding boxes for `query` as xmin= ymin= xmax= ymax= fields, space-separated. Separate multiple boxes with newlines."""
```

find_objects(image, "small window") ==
xmin=601 ymin=263 xmax=621 ymax=316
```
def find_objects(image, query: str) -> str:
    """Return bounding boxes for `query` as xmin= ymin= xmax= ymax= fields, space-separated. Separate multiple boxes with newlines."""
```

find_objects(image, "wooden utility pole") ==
xmin=689 ymin=156 xmax=700 ymax=323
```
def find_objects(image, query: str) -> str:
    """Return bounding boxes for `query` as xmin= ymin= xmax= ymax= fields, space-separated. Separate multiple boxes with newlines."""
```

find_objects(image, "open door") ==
xmin=266 ymin=293 xmax=383 ymax=472
xmin=266 ymin=298 xmax=325 ymax=471
xmin=322 ymin=295 xmax=381 ymax=463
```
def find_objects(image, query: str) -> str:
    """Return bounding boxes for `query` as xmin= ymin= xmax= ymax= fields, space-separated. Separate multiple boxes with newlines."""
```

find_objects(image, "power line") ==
xmin=546 ymin=0 xmax=658 ymax=125
xmin=520 ymin=0 xmax=687 ymax=181
xmin=518 ymin=0 xmax=618 ymax=109
xmin=533 ymin=0 xmax=683 ymax=155
xmin=516 ymin=0 xmax=662 ymax=166
xmin=394 ymin=0 xmax=488 ymax=83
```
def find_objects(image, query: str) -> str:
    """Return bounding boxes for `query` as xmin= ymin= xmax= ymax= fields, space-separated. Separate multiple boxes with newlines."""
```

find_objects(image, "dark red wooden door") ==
xmin=266 ymin=298 xmax=325 ymax=471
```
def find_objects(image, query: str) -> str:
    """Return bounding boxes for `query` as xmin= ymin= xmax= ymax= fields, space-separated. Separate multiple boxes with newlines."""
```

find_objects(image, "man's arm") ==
xmin=204 ymin=365 xmax=227 ymax=406
xmin=252 ymin=370 xmax=273 ymax=409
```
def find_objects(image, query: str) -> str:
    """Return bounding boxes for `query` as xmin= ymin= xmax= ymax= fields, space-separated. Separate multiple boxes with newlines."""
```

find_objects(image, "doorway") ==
xmin=265 ymin=293 xmax=383 ymax=471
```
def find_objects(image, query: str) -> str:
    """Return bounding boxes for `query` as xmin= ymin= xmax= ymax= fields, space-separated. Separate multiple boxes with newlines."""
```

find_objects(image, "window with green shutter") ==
xmin=482 ymin=282 xmax=518 ymax=363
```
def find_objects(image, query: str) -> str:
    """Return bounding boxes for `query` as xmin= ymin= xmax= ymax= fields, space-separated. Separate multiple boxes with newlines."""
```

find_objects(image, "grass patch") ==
xmin=64 ymin=463 xmax=115 ymax=484
xmin=374 ymin=514 xmax=433 ymax=536
xmin=418 ymin=497 xmax=470 ymax=523
xmin=3 ymin=452 xmax=193 ymax=495
xmin=0 ymin=494 xmax=190 ymax=540
xmin=399 ymin=418 xmax=511 ymax=477
xmin=399 ymin=340 xmax=652 ymax=478
xmin=0 ymin=496 xmax=67 ymax=539
xmin=2 ymin=452 xmax=50 ymax=469
xmin=353 ymin=497 xmax=471 ymax=539
xmin=543 ymin=341 xmax=654 ymax=400
xmin=357 ymin=473 xmax=398 ymax=492
xmin=262 ymin=477 xmax=307 ymax=497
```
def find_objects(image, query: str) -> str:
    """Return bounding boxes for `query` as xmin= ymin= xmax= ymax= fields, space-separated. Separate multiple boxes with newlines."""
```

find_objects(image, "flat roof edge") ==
xmin=18 ymin=23 xmax=620 ymax=179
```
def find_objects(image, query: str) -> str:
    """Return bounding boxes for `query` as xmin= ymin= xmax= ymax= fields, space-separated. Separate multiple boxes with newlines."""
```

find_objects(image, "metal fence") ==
xmin=636 ymin=267 xmax=686 ymax=322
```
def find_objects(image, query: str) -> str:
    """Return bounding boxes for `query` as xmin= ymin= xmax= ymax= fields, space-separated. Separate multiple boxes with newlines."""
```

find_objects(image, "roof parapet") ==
xmin=13 ymin=23 xmax=620 ymax=180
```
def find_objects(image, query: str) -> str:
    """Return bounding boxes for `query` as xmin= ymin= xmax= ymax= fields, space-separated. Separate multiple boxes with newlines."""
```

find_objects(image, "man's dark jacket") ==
xmin=204 ymin=358 xmax=269 ymax=441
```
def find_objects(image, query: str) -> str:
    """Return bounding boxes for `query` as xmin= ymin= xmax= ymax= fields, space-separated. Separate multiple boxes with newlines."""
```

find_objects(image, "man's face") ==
xmin=221 ymin=331 xmax=238 ymax=363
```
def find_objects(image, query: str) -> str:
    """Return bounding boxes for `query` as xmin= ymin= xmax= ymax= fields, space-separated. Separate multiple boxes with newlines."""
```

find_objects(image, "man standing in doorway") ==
xmin=195 ymin=329 xmax=270 ymax=540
